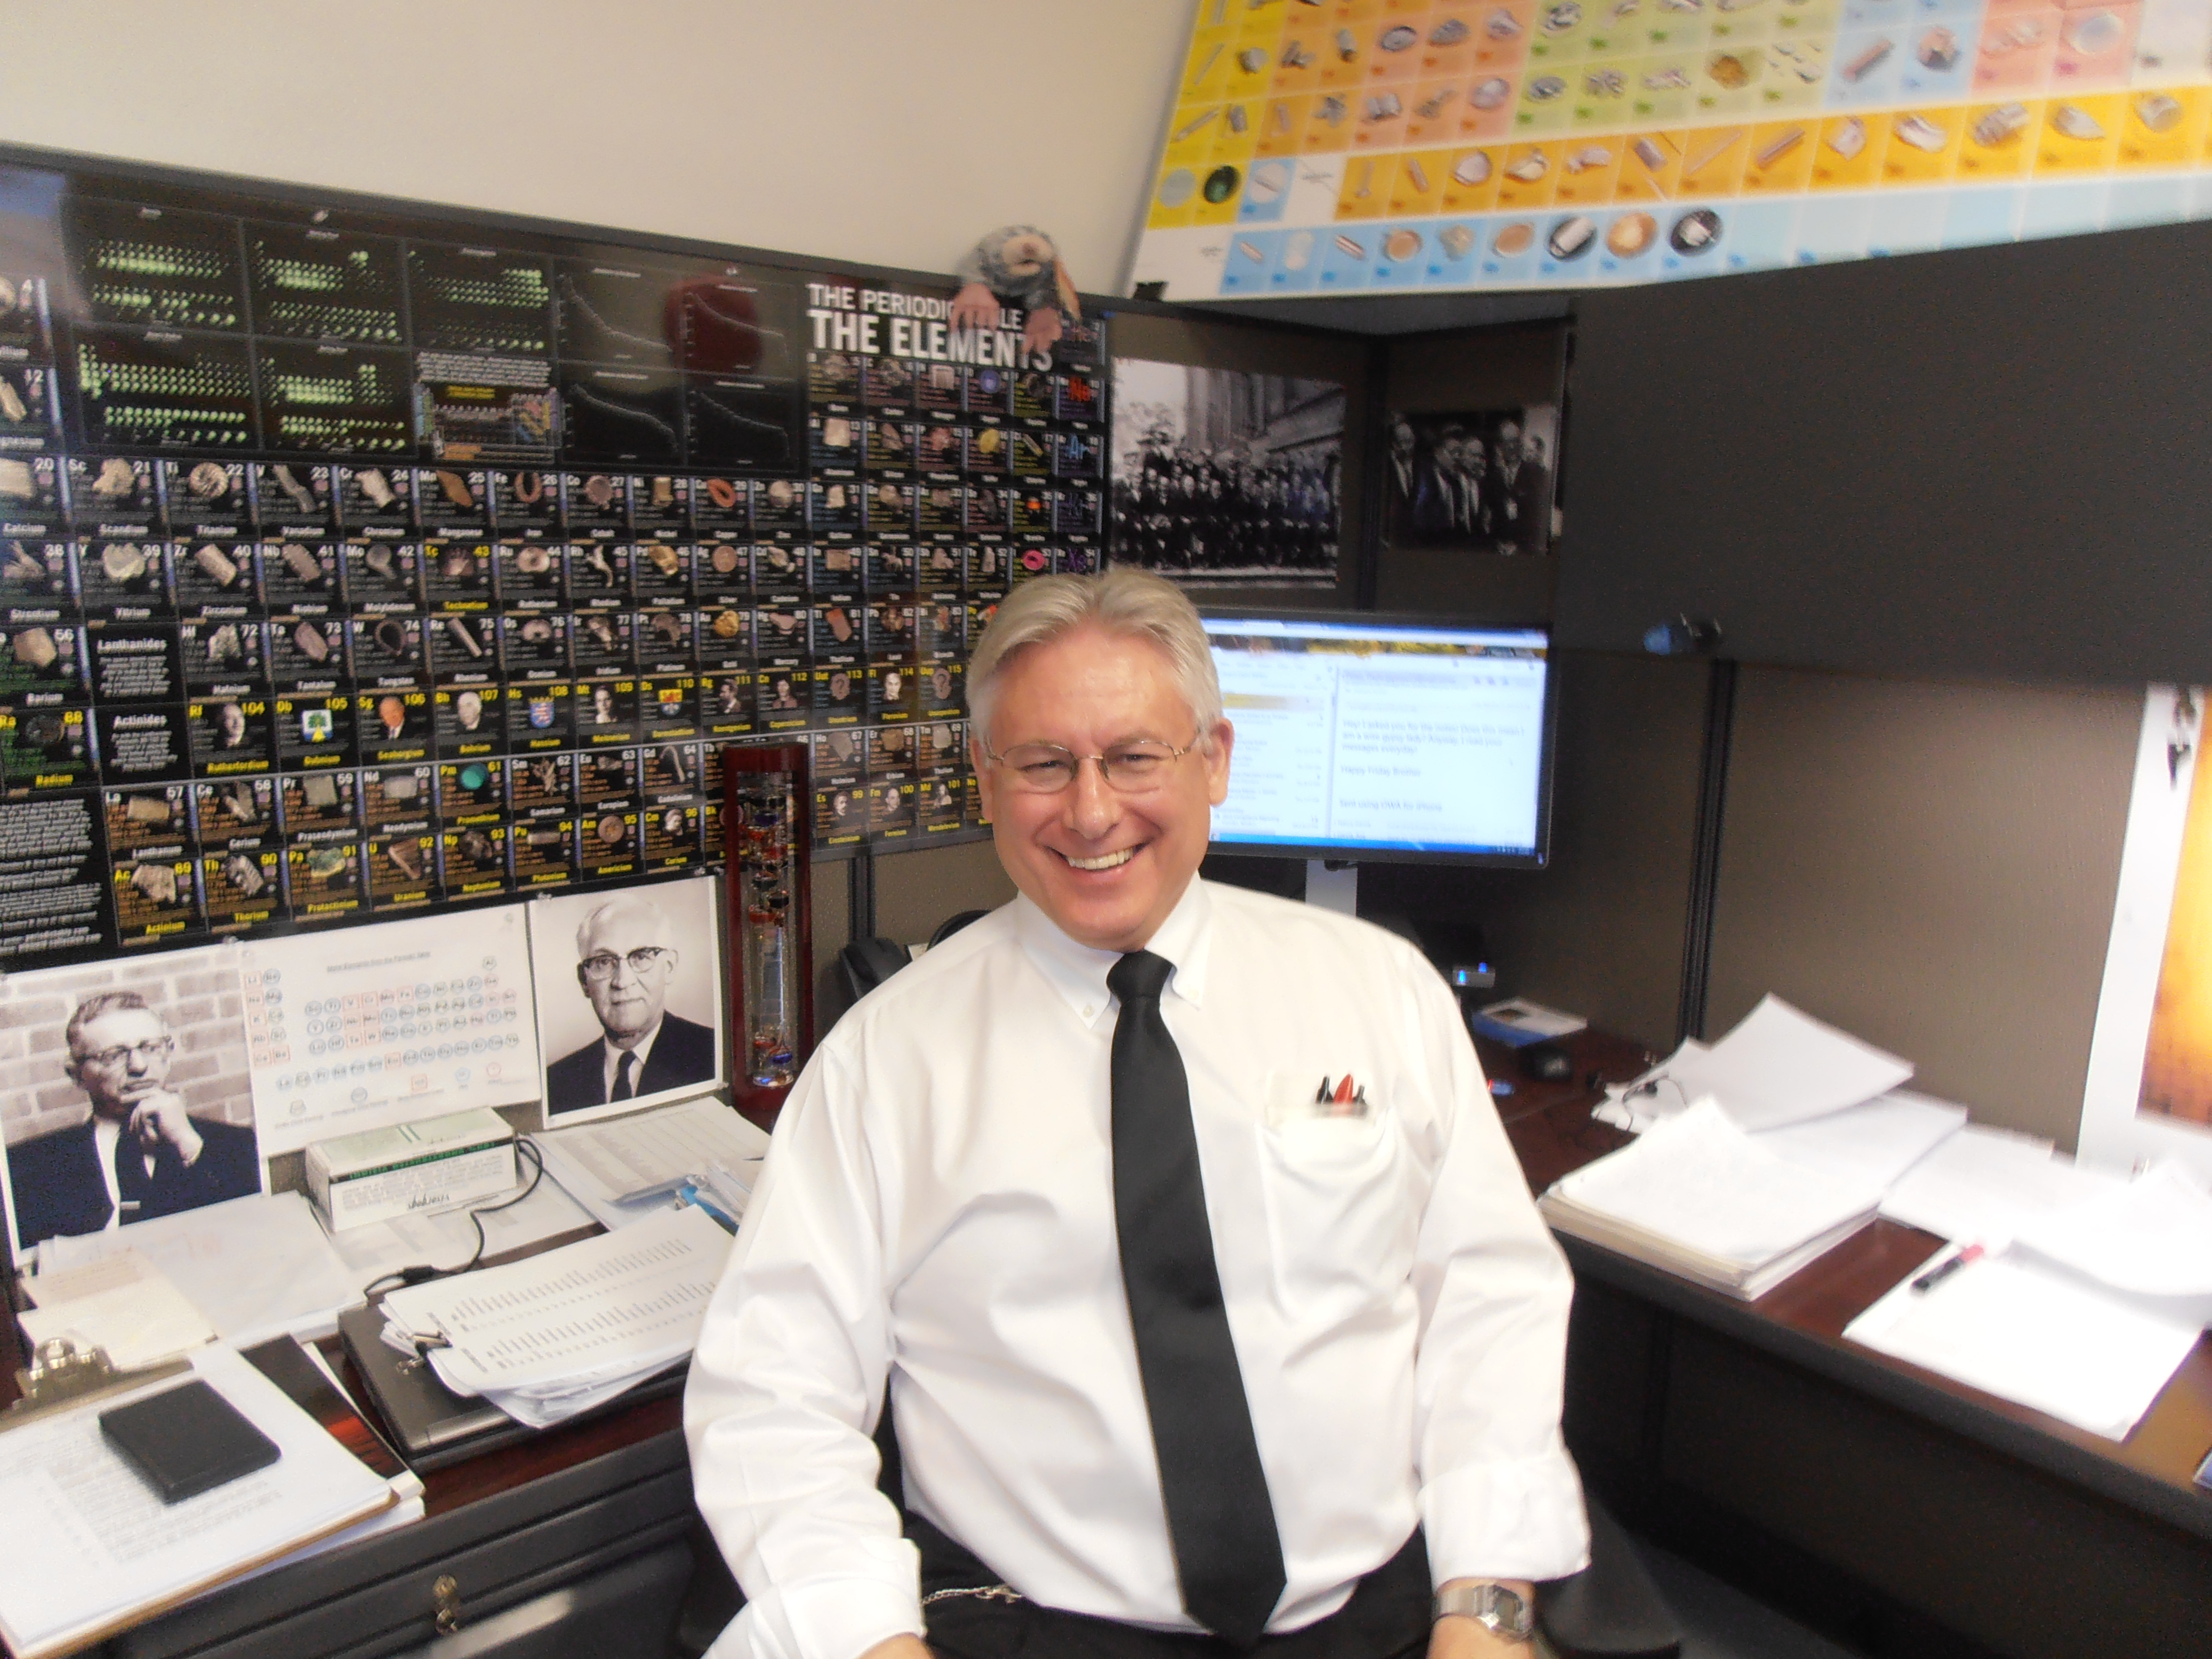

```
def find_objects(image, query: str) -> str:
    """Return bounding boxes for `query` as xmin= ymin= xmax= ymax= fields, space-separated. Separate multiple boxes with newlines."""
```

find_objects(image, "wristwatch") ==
xmin=1434 ymin=1582 xmax=1535 ymax=1642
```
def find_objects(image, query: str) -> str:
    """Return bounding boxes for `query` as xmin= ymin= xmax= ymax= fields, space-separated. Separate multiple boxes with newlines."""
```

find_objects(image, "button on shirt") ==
xmin=684 ymin=879 xmax=1588 ymax=1659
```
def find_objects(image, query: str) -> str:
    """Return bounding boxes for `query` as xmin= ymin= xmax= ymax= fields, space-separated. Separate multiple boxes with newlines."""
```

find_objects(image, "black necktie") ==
xmin=1107 ymin=951 xmax=1286 ymax=1648
xmin=613 ymin=1050 xmax=638 ymax=1102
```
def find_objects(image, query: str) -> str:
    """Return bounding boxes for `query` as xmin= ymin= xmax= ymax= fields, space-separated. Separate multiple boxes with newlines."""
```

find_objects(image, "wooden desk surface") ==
xmin=1481 ymin=1029 xmax=2212 ymax=1542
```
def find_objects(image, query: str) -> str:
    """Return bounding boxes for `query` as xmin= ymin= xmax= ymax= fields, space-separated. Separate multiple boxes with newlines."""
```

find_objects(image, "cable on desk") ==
xmin=361 ymin=1137 xmax=546 ymax=1301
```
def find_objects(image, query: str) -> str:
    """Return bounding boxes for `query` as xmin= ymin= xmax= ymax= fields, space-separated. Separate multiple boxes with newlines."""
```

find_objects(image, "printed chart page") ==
xmin=239 ymin=904 xmax=541 ymax=1156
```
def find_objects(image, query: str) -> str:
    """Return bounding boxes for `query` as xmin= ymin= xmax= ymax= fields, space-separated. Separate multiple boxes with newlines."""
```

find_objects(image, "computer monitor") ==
xmin=1200 ymin=609 xmax=1557 ymax=869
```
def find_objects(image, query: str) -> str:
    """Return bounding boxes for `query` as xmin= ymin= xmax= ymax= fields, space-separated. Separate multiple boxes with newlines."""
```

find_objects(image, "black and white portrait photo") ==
xmin=1110 ymin=358 xmax=1342 ymax=584
xmin=0 ymin=950 xmax=266 ymax=1258
xmin=529 ymin=884 xmax=726 ymax=1124
xmin=1382 ymin=405 xmax=1558 ymax=557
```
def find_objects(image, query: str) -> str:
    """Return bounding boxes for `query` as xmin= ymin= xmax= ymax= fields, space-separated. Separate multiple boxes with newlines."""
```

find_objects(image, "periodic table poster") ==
xmin=0 ymin=149 xmax=1107 ymax=969
xmin=1130 ymin=0 xmax=2212 ymax=298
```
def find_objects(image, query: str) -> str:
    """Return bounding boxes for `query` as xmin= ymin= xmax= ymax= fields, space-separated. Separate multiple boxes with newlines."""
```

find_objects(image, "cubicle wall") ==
xmin=1551 ymin=216 xmax=2212 ymax=688
xmin=1705 ymin=669 xmax=2141 ymax=1150
xmin=1359 ymin=648 xmax=1709 ymax=1052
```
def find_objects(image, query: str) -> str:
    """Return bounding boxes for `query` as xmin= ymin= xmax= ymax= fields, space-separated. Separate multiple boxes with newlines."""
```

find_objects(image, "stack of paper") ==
xmin=31 ymin=1192 xmax=363 ymax=1346
xmin=1878 ymin=1125 xmax=2126 ymax=1248
xmin=1596 ymin=996 xmax=1913 ymax=1133
xmin=1752 ymin=1089 xmax=1969 ymax=1193
xmin=1846 ymin=1248 xmax=2202 ymax=1440
xmin=1540 ymin=1099 xmax=1888 ymax=1299
xmin=2012 ymin=1162 xmax=2212 ymax=1328
xmin=0 ymin=1344 xmax=398 ymax=1659
xmin=377 ymin=1205 xmax=733 ymax=1429
xmin=530 ymin=1096 xmax=770 ymax=1232
xmin=17 ymin=1251 xmax=218 ymax=1371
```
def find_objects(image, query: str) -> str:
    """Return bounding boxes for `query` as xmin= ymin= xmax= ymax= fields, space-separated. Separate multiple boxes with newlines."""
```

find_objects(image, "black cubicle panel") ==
xmin=1553 ymin=218 xmax=2212 ymax=684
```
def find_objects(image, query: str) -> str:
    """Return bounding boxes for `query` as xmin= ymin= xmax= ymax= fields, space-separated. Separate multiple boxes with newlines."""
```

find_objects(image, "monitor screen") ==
xmin=1202 ymin=611 xmax=1556 ymax=866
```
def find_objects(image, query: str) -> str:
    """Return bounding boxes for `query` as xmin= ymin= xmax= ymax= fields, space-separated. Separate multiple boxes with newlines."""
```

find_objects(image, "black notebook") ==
xmin=100 ymin=1380 xmax=282 ymax=1503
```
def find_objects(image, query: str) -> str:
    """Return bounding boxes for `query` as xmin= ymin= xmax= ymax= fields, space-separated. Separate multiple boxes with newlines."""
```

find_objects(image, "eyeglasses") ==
xmin=984 ymin=736 xmax=1199 ymax=794
xmin=579 ymin=947 xmax=674 ymax=982
xmin=76 ymin=1036 xmax=174 ymax=1069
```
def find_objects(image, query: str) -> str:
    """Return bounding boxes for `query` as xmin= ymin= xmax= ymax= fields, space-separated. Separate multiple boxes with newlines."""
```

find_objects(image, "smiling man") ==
xmin=687 ymin=571 xmax=1586 ymax=1659
xmin=544 ymin=896 xmax=717 ymax=1113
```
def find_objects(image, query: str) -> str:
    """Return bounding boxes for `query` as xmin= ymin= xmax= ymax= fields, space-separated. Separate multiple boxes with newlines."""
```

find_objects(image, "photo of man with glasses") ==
xmin=544 ymin=895 xmax=718 ymax=1114
xmin=4 ymin=990 xmax=262 ymax=1249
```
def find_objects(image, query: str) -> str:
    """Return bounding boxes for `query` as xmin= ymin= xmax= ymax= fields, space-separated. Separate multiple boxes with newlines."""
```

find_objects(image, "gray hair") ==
xmin=66 ymin=991 xmax=160 ymax=1059
xmin=966 ymin=570 xmax=1223 ymax=749
xmin=576 ymin=895 xmax=674 ymax=957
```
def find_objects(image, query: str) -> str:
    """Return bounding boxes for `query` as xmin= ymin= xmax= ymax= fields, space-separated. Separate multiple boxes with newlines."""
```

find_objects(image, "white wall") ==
xmin=0 ymin=0 xmax=1191 ymax=287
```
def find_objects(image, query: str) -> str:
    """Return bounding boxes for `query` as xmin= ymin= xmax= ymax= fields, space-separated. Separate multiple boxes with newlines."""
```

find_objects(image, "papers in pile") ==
xmin=1846 ymin=1161 xmax=2212 ymax=1439
xmin=1595 ymin=995 xmax=1914 ymax=1133
xmin=0 ymin=1345 xmax=397 ymax=1659
xmin=1553 ymin=990 xmax=2212 ymax=1435
xmin=1846 ymin=1244 xmax=2203 ymax=1441
xmin=30 ymin=1192 xmax=363 ymax=1347
xmin=1539 ymin=1099 xmax=1887 ymax=1300
xmin=530 ymin=1096 xmax=770 ymax=1232
xmin=376 ymin=1204 xmax=734 ymax=1429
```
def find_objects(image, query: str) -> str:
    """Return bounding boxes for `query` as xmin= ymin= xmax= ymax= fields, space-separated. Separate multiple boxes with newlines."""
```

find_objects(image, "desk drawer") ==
xmin=113 ymin=1468 xmax=697 ymax=1659
xmin=383 ymin=1541 xmax=693 ymax=1659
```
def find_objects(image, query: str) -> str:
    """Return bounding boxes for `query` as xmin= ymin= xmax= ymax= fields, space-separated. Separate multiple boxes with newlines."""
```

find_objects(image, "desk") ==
xmin=106 ymin=1380 xmax=696 ymax=1659
xmin=1483 ymin=1030 xmax=2212 ymax=1659
xmin=24 ymin=1029 xmax=2212 ymax=1659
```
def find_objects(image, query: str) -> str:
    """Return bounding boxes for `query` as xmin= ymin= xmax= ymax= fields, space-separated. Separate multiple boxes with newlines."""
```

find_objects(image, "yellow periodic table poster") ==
xmin=1129 ymin=0 xmax=2212 ymax=297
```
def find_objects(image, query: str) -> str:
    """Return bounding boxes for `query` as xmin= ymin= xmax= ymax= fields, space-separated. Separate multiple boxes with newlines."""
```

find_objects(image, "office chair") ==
xmin=834 ymin=908 xmax=991 ymax=1010
xmin=1537 ymin=1495 xmax=1683 ymax=1658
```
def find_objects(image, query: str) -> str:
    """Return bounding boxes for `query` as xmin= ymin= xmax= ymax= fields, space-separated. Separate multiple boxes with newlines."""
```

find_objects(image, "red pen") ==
xmin=1911 ymin=1243 xmax=1985 ymax=1294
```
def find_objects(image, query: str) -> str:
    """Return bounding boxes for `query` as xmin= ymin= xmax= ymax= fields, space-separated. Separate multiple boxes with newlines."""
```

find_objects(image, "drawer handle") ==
xmin=433 ymin=1574 xmax=462 ymax=1636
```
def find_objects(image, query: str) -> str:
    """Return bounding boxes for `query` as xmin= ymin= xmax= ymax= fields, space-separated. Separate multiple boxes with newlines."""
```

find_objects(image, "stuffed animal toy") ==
xmin=950 ymin=225 xmax=1081 ymax=356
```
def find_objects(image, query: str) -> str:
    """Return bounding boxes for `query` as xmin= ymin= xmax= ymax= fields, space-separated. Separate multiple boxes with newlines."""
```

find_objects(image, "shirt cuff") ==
xmin=706 ymin=1558 xmax=923 ymax=1659
xmin=1420 ymin=1445 xmax=1591 ymax=1585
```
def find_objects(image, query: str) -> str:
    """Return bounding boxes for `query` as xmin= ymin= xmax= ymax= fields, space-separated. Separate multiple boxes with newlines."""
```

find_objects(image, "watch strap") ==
xmin=1434 ymin=1582 xmax=1535 ymax=1641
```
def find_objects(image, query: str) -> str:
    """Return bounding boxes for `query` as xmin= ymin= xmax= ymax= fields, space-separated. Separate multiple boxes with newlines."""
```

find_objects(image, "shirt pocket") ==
xmin=1253 ymin=1074 xmax=1418 ymax=1323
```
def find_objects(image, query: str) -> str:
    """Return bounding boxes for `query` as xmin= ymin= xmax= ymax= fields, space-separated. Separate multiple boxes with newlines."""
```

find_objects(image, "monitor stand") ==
xmin=1304 ymin=859 xmax=1357 ymax=916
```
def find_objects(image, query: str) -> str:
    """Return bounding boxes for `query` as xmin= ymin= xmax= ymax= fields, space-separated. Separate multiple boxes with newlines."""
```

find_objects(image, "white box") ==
xmin=305 ymin=1107 xmax=517 ymax=1232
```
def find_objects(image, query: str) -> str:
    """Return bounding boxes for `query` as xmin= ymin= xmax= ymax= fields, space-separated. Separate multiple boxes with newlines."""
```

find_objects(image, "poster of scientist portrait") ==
xmin=0 ymin=949 xmax=266 ymax=1259
xmin=1381 ymin=405 xmax=1559 ymax=558
xmin=529 ymin=883 xmax=726 ymax=1125
xmin=1110 ymin=358 xmax=1342 ymax=584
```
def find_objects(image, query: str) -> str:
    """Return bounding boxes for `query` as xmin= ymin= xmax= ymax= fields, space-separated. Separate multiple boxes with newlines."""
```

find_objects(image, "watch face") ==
xmin=1481 ymin=1585 xmax=1533 ymax=1639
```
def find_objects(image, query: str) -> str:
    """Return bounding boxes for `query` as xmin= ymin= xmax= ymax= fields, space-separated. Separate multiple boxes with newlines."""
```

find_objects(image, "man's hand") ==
xmin=857 ymin=1636 xmax=931 ymax=1659
xmin=125 ymin=1091 xmax=203 ymax=1165
xmin=1428 ymin=1580 xmax=1537 ymax=1659
xmin=949 ymin=282 xmax=1000 ymax=334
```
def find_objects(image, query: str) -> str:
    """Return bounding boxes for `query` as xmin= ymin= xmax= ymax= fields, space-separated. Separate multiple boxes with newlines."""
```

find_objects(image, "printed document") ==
xmin=1846 ymin=1249 xmax=2202 ymax=1440
xmin=0 ymin=1344 xmax=394 ymax=1659
xmin=1658 ymin=995 xmax=1913 ymax=1131
xmin=380 ymin=1203 xmax=731 ymax=1400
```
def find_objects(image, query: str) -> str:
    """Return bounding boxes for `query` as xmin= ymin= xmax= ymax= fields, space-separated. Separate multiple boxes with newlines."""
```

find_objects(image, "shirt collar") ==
xmin=1015 ymin=877 xmax=1213 ymax=1032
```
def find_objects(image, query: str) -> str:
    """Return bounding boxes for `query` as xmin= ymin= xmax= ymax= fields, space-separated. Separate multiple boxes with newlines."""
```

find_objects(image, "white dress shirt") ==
xmin=685 ymin=878 xmax=1588 ymax=1659
xmin=93 ymin=1117 xmax=126 ymax=1226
